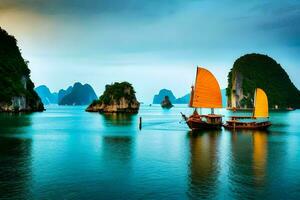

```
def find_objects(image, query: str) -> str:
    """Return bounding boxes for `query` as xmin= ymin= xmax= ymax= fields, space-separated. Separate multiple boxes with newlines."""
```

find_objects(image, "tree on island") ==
xmin=86 ymin=82 xmax=140 ymax=113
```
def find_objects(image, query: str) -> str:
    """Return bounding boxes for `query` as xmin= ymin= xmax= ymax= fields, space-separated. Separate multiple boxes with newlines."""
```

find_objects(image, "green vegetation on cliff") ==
xmin=87 ymin=82 xmax=139 ymax=113
xmin=227 ymin=53 xmax=300 ymax=108
xmin=0 ymin=27 xmax=43 ymax=111
xmin=97 ymin=82 xmax=137 ymax=105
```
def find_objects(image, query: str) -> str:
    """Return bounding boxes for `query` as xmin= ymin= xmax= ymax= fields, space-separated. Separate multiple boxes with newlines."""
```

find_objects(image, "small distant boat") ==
xmin=181 ymin=67 xmax=223 ymax=130
xmin=287 ymin=107 xmax=295 ymax=111
xmin=223 ymin=88 xmax=272 ymax=130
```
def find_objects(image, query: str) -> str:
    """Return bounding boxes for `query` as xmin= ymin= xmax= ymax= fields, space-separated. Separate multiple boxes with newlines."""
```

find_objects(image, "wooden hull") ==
xmin=186 ymin=119 xmax=222 ymax=130
xmin=181 ymin=113 xmax=223 ymax=131
xmin=223 ymin=121 xmax=271 ymax=130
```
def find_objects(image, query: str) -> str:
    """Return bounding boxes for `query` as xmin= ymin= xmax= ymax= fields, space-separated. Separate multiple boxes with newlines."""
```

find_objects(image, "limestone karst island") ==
xmin=86 ymin=82 xmax=140 ymax=113
xmin=0 ymin=27 xmax=43 ymax=112
xmin=1 ymin=0 xmax=300 ymax=199
xmin=227 ymin=53 xmax=300 ymax=109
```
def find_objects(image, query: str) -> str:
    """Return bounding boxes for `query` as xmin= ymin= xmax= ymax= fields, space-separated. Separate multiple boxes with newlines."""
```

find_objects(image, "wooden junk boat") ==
xmin=181 ymin=67 xmax=223 ymax=130
xmin=223 ymin=88 xmax=272 ymax=130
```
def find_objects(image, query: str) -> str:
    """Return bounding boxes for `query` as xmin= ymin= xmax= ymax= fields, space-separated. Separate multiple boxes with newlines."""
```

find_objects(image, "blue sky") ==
xmin=0 ymin=0 xmax=299 ymax=103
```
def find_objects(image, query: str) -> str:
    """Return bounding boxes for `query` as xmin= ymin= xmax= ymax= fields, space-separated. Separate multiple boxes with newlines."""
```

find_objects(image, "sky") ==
xmin=0 ymin=0 xmax=299 ymax=103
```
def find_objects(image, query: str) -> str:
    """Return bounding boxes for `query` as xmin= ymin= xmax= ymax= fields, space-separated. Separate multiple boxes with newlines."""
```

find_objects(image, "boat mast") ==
xmin=252 ymin=89 xmax=257 ymax=118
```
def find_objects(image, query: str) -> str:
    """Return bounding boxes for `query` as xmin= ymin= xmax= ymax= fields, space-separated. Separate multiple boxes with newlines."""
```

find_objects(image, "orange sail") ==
xmin=190 ymin=67 xmax=222 ymax=108
xmin=253 ymin=88 xmax=269 ymax=118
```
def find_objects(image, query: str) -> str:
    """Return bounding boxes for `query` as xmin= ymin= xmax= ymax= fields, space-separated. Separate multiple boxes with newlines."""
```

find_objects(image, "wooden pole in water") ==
xmin=139 ymin=117 xmax=142 ymax=130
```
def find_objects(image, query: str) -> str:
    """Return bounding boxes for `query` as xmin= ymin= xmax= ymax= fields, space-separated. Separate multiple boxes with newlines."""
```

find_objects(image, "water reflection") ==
xmin=100 ymin=113 xmax=139 ymax=135
xmin=0 ymin=113 xmax=32 ymax=134
xmin=0 ymin=114 xmax=33 ymax=199
xmin=98 ymin=136 xmax=136 ymax=199
xmin=187 ymin=131 xmax=220 ymax=199
xmin=101 ymin=113 xmax=137 ymax=127
xmin=229 ymin=130 xmax=268 ymax=187
xmin=228 ymin=129 xmax=269 ymax=198
xmin=101 ymin=136 xmax=135 ymax=162
xmin=252 ymin=131 xmax=268 ymax=186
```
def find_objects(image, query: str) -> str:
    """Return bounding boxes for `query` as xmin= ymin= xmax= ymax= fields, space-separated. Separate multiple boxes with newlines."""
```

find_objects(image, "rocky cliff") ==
xmin=227 ymin=53 xmax=300 ymax=109
xmin=161 ymin=96 xmax=173 ymax=108
xmin=0 ymin=27 xmax=44 ymax=112
xmin=86 ymin=82 xmax=139 ymax=113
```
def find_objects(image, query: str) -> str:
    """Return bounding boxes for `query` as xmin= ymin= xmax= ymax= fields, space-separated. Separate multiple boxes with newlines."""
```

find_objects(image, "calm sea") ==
xmin=0 ymin=105 xmax=300 ymax=199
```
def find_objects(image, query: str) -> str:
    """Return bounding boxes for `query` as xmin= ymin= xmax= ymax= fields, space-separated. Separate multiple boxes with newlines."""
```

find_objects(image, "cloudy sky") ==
xmin=0 ymin=0 xmax=299 ymax=102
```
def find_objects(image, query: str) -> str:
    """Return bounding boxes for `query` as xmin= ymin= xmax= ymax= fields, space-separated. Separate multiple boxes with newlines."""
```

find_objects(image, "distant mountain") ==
xmin=153 ymin=89 xmax=177 ymax=104
xmin=153 ymin=88 xmax=227 ymax=106
xmin=59 ymin=82 xmax=98 ymax=105
xmin=35 ymin=85 xmax=58 ymax=105
xmin=176 ymin=93 xmax=190 ymax=104
xmin=58 ymin=86 xmax=73 ymax=103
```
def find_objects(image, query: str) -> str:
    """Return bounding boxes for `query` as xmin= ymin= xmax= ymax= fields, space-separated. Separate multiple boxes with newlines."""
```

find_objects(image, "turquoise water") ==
xmin=0 ymin=105 xmax=300 ymax=199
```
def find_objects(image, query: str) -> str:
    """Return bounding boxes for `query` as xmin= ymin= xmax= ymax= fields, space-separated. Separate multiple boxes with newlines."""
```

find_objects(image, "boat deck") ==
xmin=223 ymin=120 xmax=271 ymax=130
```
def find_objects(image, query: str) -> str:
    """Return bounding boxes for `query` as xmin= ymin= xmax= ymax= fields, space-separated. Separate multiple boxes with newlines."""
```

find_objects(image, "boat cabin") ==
xmin=189 ymin=114 xmax=223 ymax=124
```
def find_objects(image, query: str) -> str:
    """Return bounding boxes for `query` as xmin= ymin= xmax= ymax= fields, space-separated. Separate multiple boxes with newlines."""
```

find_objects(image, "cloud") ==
xmin=249 ymin=1 xmax=300 ymax=47
xmin=0 ymin=0 xmax=198 ymax=18
xmin=2 ymin=0 xmax=299 ymax=57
